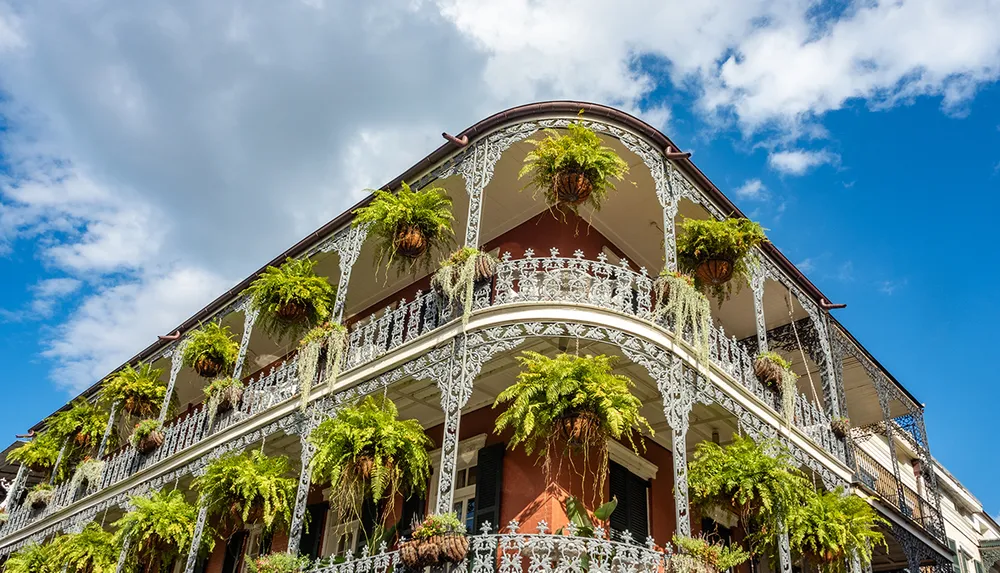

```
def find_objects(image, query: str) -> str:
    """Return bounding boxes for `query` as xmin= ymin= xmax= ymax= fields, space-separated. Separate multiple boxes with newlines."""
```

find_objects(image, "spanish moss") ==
xmin=655 ymin=272 xmax=712 ymax=364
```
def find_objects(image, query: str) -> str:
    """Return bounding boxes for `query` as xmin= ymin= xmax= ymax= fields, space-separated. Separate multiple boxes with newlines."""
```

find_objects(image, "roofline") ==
xmin=33 ymin=100 xmax=847 ymax=430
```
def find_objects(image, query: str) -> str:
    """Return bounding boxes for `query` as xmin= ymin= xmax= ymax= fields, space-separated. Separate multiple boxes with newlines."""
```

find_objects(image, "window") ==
xmin=451 ymin=466 xmax=478 ymax=533
xmin=609 ymin=461 xmax=650 ymax=541
xmin=299 ymin=503 xmax=328 ymax=560
xmin=949 ymin=539 xmax=961 ymax=573
xmin=975 ymin=561 xmax=984 ymax=573
xmin=427 ymin=434 xmax=488 ymax=526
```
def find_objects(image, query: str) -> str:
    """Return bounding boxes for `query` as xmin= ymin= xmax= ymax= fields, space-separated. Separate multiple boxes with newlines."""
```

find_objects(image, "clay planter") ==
xmin=695 ymin=258 xmax=734 ymax=286
xmin=556 ymin=411 xmax=601 ymax=446
xmin=394 ymin=225 xmax=428 ymax=259
xmin=214 ymin=385 xmax=244 ymax=415
xmin=276 ymin=300 xmax=309 ymax=322
xmin=754 ymin=357 xmax=784 ymax=389
xmin=136 ymin=430 xmax=164 ymax=455
xmin=400 ymin=535 xmax=469 ymax=569
xmin=830 ymin=419 xmax=850 ymax=439
xmin=552 ymin=169 xmax=594 ymax=205
xmin=194 ymin=355 xmax=225 ymax=378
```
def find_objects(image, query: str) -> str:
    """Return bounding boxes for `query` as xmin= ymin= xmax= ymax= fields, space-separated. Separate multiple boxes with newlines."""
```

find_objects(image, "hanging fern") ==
xmin=193 ymin=450 xmax=296 ymax=533
xmin=100 ymin=363 xmax=167 ymax=421
xmin=4 ymin=541 xmax=58 ymax=573
xmin=688 ymin=435 xmax=811 ymax=553
xmin=47 ymin=399 xmax=110 ymax=451
xmin=244 ymin=257 xmax=336 ymax=340
xmin=309 ymin=396 xmax=432 ymax=523
xmin=52 ymin=522 xmax=118 ymax=573
xmin=676 ymin=218 xmax=767 ymax=301
xmin=68 ymin=458 xmax=106 ymax=496
xmin=113 ymin=488 xmax=214 ymax=572
xmin=182 ymin=322 xmax=239 ymax=376
xmin=296 ymin=322 xmax=349 ymax=411
xmin=654 ymin=271 xmax=712 ymax=364
xmin=203 ymin=376 xmax=245 ymax=427
xmin=6 ymin=431 xmax=62 ymax=473
xmin=352 ymin=182 xmax=455 ymax=274
xmin=787 ymin=488 xmax=887 ymax=573
xmin=431 ymin=247 xmax=498 ymax=325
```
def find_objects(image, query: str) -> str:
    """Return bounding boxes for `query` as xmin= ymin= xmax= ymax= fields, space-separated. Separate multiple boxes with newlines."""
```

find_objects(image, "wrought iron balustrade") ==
xmin=851 ymin=444 xmax=942 ymax=537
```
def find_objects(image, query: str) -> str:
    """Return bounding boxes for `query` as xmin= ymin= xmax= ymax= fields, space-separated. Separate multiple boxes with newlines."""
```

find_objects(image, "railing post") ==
xmin=158 ymin=340 xmax=188 ymax=425
xmin=183 ymin=502 xmax=210 ymax=573
xmin=287 ymin=430 xmax=316 ymax=553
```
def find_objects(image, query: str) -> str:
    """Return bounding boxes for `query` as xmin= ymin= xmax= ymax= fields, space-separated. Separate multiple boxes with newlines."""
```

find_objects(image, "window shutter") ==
xmin=221 ymin=530 xmax=248 ymax=573
xmin=359 ymin=496 xmax=379 ymax=548
xmin=609 ymin=461 xmax=649 ymax=541
xmin=609 ymin=462 xmax=629 ymax=534
xmin=975 ymin=561 xmax=984 ymax=573
xmin=474 ymin=443 xmax=504 ymax=533
xmin=299 ymin=502 xmax=328 ymax=560
xmin=401 ymin=494 xmax=427 ymax=537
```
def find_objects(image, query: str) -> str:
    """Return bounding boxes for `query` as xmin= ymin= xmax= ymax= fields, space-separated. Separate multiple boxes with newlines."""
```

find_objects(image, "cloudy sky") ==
xmin=1 ymin=0 xmax=999 ymax=513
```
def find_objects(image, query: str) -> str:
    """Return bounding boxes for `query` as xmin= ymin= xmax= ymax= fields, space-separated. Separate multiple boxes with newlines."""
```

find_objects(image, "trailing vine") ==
xmin=654 ymin=270 xmax=711 ymax=364
xmin=203 ymin=377 xmax=245 ymax=427
xmin=296 ymin=322 xmax=348 ymax=411
xmin=431 ymin=247 xmax=498 ymax=325
xmin=68 ymin=458 xmax=106 ymax=495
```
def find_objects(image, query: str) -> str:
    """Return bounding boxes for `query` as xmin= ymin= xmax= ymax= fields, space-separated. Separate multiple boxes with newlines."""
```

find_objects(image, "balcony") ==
xmin=852 ymin=444 xmax=942 ymax=539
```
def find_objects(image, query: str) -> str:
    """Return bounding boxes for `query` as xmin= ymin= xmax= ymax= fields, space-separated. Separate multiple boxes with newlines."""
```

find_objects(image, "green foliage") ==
xmin=182 ymin=322 xmax=239 ymax=375
xmin=247 ymin=552 xmax=313 ymax=573
xmin=494 ymin=352 xmax=652 ymax=456
xmin=203 ymin=376 xmax=244 ymax=400
xmin=654 ymin=271 xmax=711 ymax=364
xmin=519 ymin=123 xmax=630 ymax=212
xmin=113 ymin=488 xmax=214 ymax=569
xmin=193 ymin=450 xmax=296 ymax=532
xmin=4 ymin=542 xmax=58 ymax=573
xmin=673 ymin=535 xmax=751 ymax=572
xmin=68 ymin=458 xmax=106 ymax=494
xmin=556 ymin=496 xmax=618 ymax=538
xmin=245 ymin=257 xmax=336 ymax=340
xmin=6 ymin=431 xmax=62 ymax=472
xmin=676 ymin=218 xmax=767 ymax=301
xmin=757 ymin=351 xmax=792 ymax=370
xmin=411 ymin=512 xmax=466 ymax=540
xmin=688 ymin=435 xmax=811 ymax=552
xmin=431 ymin=247 xmax=498 ymax=325
xmin=352 ymin=182 xmax=454 ymax=273
xmin=53 ymin=522 xmax=118 ymax=573
xmin=300 ymin=321 xmax=348 ymax=348
xmin=48 ymin=399 xmax=109 ymax=450
xmin=26 ymin=483 xmax=55 ymax=507
xmin=129 ymin=419 xmax=162 ymax=447
xmin=100 ymin=363 xmax=167 ymax=420
xmin=297 ymin=322 xmax=349 ymax=411
xmin=757 ymin=352 xmax=798 ymax=424
xmin=787 ymin=488 xmax=887 ymax=572
xmin=309 ymin=396 xmax=432 ymax=517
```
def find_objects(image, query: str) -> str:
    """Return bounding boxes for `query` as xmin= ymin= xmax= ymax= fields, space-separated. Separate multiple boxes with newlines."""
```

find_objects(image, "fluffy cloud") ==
xmin=768 ymin=150 xmax=838 ymax=175
xmin=0 ymin=0 xmax=998 ymax=392
xmin=735 ymin=179 xmax=768 ymax=201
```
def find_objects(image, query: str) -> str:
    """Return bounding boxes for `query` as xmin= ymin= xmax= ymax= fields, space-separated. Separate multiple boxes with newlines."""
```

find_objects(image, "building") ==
xmin=0 ymin=102 xmax=985 ymax=573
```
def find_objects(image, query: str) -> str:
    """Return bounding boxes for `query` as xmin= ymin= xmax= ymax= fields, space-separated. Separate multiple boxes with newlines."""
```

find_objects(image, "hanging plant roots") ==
xmin=695 ymin=258 xmax=735 ymax=286
xmin=393 ymin=225 xmax=428 ymax=259
xmin=193 ymin=355 xmax=224 ymax=378
xmin=552 ymin=168 xmax=594 ymax=206
xmin=136 ymin=430 xmax=164 ymax=455
xmin=399 ymin=534 xmax=469 ymax=569
xmin=555 ymin=411 xmax=602 ymax=446
xmin=754 ymin=356 xmax=784 ymax=388
xmin=215 ymin=385 xmax=244 ymax=415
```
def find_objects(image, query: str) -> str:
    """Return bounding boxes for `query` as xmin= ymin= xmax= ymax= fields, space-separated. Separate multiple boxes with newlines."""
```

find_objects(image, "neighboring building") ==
xmin=0 ymin=102 xmax=980 ymax=573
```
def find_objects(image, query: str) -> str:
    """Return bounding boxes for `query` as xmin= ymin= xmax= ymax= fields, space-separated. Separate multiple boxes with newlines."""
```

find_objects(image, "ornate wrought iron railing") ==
xmin=310 ymin=521 xmax=674 ymax=573
xmin=852 ymin=444 xmax=941 ymax=536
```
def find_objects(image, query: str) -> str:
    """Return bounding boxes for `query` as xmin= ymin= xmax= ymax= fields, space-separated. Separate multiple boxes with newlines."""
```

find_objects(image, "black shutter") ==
xmin=221 ymin=531 xmax=248 ymax=573
xmin=401 ymin=494 xmax=426 ymax=538
xmin=359 ymin=497 xmax=378 ymax=548
xmin=609 ymin=461 xmax=649 ymax=541
xmin=474 ymin=443 xmax=505 ymax=533
xmin=299 ymin=502 xmax=328 ymax=560
xmin=193 ymin=555 xmax=209 ymax=573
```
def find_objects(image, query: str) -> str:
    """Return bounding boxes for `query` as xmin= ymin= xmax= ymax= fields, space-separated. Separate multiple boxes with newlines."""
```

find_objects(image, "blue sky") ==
xmin=1 ymin=0 xmax=999 ymax=517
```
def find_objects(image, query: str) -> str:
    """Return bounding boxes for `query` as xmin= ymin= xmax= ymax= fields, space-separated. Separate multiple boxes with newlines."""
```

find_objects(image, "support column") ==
xmin=50 ymin=437 xmax=69 ymax=484
xmin=777 ymin=525 xmax=792 ymax=573
xmin=658 ymin=355 xmax=697 ymax=538
xmin=97 ymin=401 xmax=119 ymax=458
xmin=751 ymin=265 xmax=767 ymax=354
xmin=183 ymin=503 xmax=210 ymax=573
xmin=875 ymin=376 xmax=907 ymax=509
xmin=461 ymin=144 xmax=487 ymax=249
xmin=232 ymin=303 xmax=259 ymax=381
xmin=327 ymin=224 xmax=369 ymax=323
xmin=434 ymin=339 xmax=464 ymax=514
xmin=287 ymin=437 xmax=316 ymax=553
xmin=158 ymin=341 xmax=187 ymax=425
xmin=2 ymin=464 xmax=28 ymax=513
xmin=115 ymin=534 xmax=132 ymax=573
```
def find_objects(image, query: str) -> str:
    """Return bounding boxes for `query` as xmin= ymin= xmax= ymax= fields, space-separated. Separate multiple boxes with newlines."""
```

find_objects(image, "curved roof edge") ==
xmin=35 ymin=101 xmax=838 ymax=427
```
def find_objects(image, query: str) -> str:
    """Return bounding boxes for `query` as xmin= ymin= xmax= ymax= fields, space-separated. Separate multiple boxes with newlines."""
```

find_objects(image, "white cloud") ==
xmin=29 ymin=278 xmax=81 ymax=317
xmin=735 ymin=178 xmax=768 ymax=201
xmin=878 ymin=279 xmax=907 ymax=295
xmin=768 ymin=150 xmax=837 ymax=175
xmin=796 ymin=258 xmax=815 ymax=273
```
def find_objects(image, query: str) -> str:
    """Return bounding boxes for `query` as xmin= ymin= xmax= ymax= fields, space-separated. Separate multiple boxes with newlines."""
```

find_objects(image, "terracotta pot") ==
xmin=215 ymin=385 xmax=244 ymax=414
xmin=394 ymin=225 xmax=428 ymax=259
xmin=552 ymin=169 xmax=594 ymax=205
xmin=695 ymin=258 xmax=734 ymax=286
xmin=74 ymin=433 xmax=92 ymax=447
xmin=556 ymin=411 xmax=601 ymax=446
xmin=136 ymin=430 xmax=164 ymax=455
xmin=754 ymin=357 xmax=784 ymax=389
xmin=830 ymin=419 xmax=850 ymax=439
xmin=194 ymin=355 xmax=224 ymax=378
xmin=276 ymin=300 xmax=309 ymax=322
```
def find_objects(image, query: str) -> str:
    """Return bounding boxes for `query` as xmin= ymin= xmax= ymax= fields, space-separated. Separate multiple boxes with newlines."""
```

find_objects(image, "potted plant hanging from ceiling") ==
xmin=671 ymin=534 xmax=751 ymax=573
xmin=68 ymin=457 xmax=106 ymax=496
xmin=245 ymin=257 xmax=336 ymax=341
xmin=399 ymin=512 xmax=469 ymax=569
xmin=100 ymin=363 xmax=167 ymax=424
xmin=432 ymin=247 xmax=499 ymax=325
xmin=202 ymin=376 xmax=245 ymax=427
xmin=4 ymin=541 xmax=57 ymax=573
xmin=519 ymin=122 xmax=630 ymax=213
xmin=676 ymin=217 xmax=767 ymax=301
xmin=353 ymin=182 xmax=455 ymax=274
xmin=830 ymin=416 xmax=850 ymax=440
xmin=308 ymin=395 xmax=432 ymax=548
xmin=183 ymin=322 xmax=239 ymax=378
xmin=6 ymin=430 xmax=62 ymax=474
xmin=295 ymin=322 xmax=349 ymax=411
xmin=688 ymin=434 xmax=811 ymax=555
xmin=654 ymin=270 xmax=712 ymax=363
xmin=26 ymin=483 xmax=55 ymax=510
xmin=48 ymin=398 xmax=110 ymax=451
xmin=494 ymin=352 xmax=652 ymax=506
xmin=787 ymin=487 xmax=887 ymax=573
xmin=53 ymin=521 xmax=118 ymax=573
xmin=754 ymin=351 xmax=798 ymax=424
xmin=113 ymin=488 xmax=215 ymax=573
xmin=130 ymin=419 xmax=164 ymax=455
xmin=193 ymin=449 xmax=296 ymax=535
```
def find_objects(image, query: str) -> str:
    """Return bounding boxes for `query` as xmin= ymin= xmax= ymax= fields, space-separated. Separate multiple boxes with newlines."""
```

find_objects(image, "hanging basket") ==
xmin=352 ymin=455 xmax=375 ymax=480
xmin=695 ymin=258 xmax=734 ymax=286
xmin=215 ymin=385 xmax=244 ymax=415
xmin=30 ymin=497 xmax=49 ymax=511
xmin=672 ymin=554 xmax=719 ymax=573
xmin=393 ymin=225 xmax=428 ymax=259
xmin=830 ymin=419 xmax=850 ymax=439
xmin=275 ymin=300 xmax=309 ymax=322
xmin=552 ymin=168 xmax=594 ymax=206
xmin=136 ymin=430 xmax=164 ymax=455
xmin=556 ymin=411 xmax=602 ymax=446
xmin=754 ymin=357 xmax=784 ymax=389
xmin=400 ymin=535 xmax=469 ymax=568
xmin=193 ymin=355 xmax=225 ymax=378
